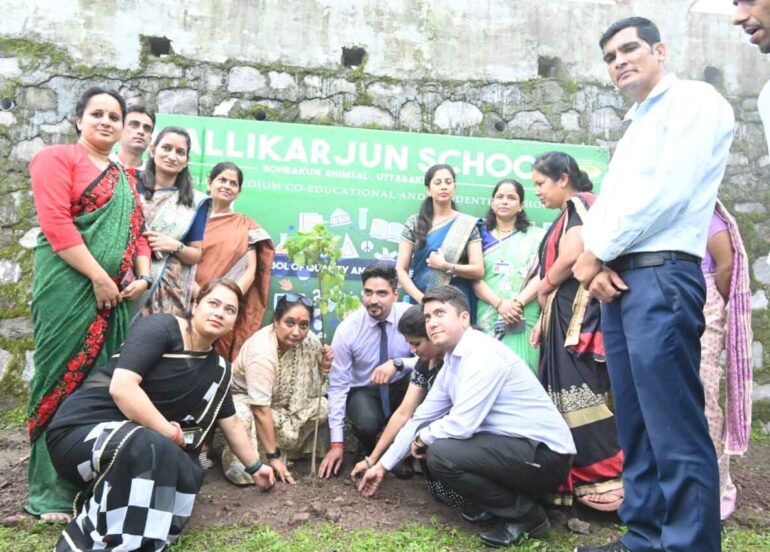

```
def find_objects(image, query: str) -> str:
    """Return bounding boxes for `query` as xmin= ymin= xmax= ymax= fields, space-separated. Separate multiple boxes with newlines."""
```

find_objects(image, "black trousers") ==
xmin=346 ymin=376 xmax=410 ymax=454
xmin=426 ymin=433 xmax=572 ymax=520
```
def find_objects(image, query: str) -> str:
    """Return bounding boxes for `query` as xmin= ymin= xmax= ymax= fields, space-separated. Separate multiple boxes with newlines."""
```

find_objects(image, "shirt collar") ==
xmin=445 ymin=328 xmax=475 ymax=362
xmin=367 ymin=305 xmax=397 ymax=328
xmin=624 ymin=73 xmax=677 ymax=122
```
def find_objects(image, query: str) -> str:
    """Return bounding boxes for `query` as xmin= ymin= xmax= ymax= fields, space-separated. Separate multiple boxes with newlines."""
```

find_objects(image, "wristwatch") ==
xmin=139 ymin=275 xmax=153 ymax=287
xmin=265 ymin=447 xmax=282 ymax=460
xmin=393 ymin=358 xmax=404 ymax=372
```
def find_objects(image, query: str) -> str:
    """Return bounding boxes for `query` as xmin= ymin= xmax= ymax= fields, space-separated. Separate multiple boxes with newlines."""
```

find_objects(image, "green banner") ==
xmin=155 ymin=114 xmax=608 ymax=335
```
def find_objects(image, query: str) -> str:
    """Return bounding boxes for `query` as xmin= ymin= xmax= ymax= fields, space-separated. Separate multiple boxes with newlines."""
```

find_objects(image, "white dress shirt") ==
xmin=327 ymin=302 xmax=415 ymax=443
xmin=759 ymin=80 xmax=770 ymax=158
xmin=379 ymin=329 xmax=576 ymax=471
xmin=582 ymin=74 xmax=735 ymax=262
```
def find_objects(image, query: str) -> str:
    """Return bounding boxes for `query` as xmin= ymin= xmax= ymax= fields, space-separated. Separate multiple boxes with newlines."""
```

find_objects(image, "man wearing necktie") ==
xmin=319 ymin=263 xmax=416 ymax=478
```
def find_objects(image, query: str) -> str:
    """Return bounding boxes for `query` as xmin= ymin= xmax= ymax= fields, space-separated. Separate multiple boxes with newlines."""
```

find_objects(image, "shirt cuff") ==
xmin=330 ymin=427 xmax=344 ymax=443
xmin=418 ymin=427 xmax=435 ymax=446
xmin=379 ymin=448 xmax=400 ymax=471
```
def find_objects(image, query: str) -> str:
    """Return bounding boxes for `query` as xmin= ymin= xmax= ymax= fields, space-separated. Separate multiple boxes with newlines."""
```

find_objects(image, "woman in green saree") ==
xmin=474 ymin=179 xmax=544 ymax=373
xmin=26 ymin=88 xmax=151 ymax=520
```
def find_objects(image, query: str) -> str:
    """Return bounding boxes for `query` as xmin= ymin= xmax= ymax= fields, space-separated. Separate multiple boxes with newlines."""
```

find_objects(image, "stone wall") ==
xmin=1 ymin=0 xmax=770 ymax=405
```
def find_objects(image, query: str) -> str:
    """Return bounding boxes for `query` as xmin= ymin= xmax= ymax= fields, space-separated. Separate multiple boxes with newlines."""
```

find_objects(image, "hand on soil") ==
xmin=318 ymin=447 xmax=343 ymax=478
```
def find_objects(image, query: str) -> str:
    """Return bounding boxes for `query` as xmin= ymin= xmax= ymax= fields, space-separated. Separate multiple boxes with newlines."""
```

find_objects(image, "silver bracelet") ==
xmin=364 ymin=456 xmax=374 ymax=469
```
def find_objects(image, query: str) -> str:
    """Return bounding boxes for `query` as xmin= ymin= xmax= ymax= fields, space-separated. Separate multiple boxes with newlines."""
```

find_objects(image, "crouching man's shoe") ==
xmin=479 ymin=505 xmax=550 ymax=548
xmin=461 ymin=504 xmax=497 ymax=525
xmin=574 ymin=541 xmax=632 ymax=552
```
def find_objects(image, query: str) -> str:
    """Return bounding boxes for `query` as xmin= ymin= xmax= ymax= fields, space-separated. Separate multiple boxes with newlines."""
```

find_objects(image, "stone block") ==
xmin=734 ymin=202 xmax=767 ymax=214
xmin=9 ymin=137 xmax=45 ymax=163
xmin=0 ymin=57 xmax=21 ymax=79
xmin=19 ymin=227 xmax=40 ymax=249
xmin=589 ymin=107 xmax=622 ymax=135
xmin=478 ymin=84 xmax=522 ymax=118
xmin=0 ymin=112 xmax=16 ymax=127
xmin=0 ymin=260 xmax=21 ymax=284
xmin=367 ymin=82 xmax=413 ymax=113
xmin=268 ymin=71 xmax=296 ymax=90
xmin=434 ymin=101 xmax=483 ymax=130
xmin=752 ymin=290 xmax=768 ymax=311
xmin=560 ymin=110 xmax=581 ymax=131
xmin=157 ymin=89 xmax=199 ymax=115
xmin=753 ymin=256 xmax=770 ymax=285
xmin=532 ymin=80 xmax=564 ymax=104
xmin=755 ymin=221 xmax=770 ymax=244
xmin=21 ymin=87 xmax=58 ymax=111
xmin=40 ymin=119 xmax=75 ymax=144
xmin=752 ymin=341 xmax=764 ymax=370
xmin=742 ymin=98 xmax=758 ymax=112
xmin=213 ymin=98 xmax=238 ymax=117
xmin=508 ymin=110 xmax=552 ymax=131
xmin=298 ymin=99 xmax=336 ymax=121
xmin=0 ymin=190 xmax=23 ymax=226
xmin=0 ymin=317 xmax=34 ymax=339
xmin=0 ymin=348 xmax=10 ymax=381
xmin=227 ymin=66 xmax=267 ymax=93
xmin=343 ymin=106 xmax=394 ymax=129
xmin=399 ymin=101 xmax=422 ymax=131
xmin=329 ymin=78 xmax=357 ymax=96
xmin=144 ymin=61 xmax=184 ymax=78
xmin=728 ymin=153 xmax=749 ymax=166
xmin=22 ymin=350 xmax=34 ymax=383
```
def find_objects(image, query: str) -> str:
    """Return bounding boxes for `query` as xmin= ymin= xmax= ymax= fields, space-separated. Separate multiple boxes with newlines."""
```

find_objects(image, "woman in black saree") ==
xmin=46 ymin=279 xmax=275 ymax=551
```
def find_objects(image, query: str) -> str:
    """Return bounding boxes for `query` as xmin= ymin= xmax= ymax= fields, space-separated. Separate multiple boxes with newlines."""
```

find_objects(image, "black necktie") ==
xmin=377 ymin=321 xmax=391 ymax=417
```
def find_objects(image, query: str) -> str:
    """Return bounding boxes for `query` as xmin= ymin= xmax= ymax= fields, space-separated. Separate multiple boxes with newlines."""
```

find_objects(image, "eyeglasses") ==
xmin=280 ymin=293 xmax=314 ymax=308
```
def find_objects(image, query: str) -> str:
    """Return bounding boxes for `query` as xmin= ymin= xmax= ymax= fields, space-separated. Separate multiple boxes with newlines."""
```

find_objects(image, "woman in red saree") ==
xmin=530 ymin=151 xmax=624 ymax=511
xmin=195 ymin=162 xmax=274 ymax=361
xmin=26 ymin=88 xmax=151 ymax=520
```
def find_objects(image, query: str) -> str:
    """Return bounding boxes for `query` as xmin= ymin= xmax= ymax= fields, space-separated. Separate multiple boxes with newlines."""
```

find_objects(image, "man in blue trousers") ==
xmin=571 ymin=17 xmax=734 ymax=552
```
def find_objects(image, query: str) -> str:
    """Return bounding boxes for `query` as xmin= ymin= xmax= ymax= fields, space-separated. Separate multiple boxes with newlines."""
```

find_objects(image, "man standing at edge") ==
xmin=318 ymin=263 xmax=415 ymax=478
xmin=112 ymin=105 xmax=154 ymax=176
xmin=572 ymin=17 xmax=734 ymax=552
xmin=733 ymin=1 xmax=770 ymax=149
xmin=359 ymin=285 xmax=575 ymax=548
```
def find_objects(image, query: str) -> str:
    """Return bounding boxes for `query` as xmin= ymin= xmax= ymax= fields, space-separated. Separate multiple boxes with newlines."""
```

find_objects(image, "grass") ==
xmin=1 ymin=519 xmax=768 ymax=552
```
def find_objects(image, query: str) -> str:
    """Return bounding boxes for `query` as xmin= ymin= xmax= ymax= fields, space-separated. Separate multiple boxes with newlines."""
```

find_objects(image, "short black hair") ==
xmin=397 ymin=305 xmax=427 ymax=338
xmin=361 ymin=262 xmax=398 ymax=290
xmin=126 ymin=104 xmax=156 ymax=126
xmin=599 ymin=17 xmax=661 ymax=50
xmin=422 ymin=285 xmax=470 ymax=315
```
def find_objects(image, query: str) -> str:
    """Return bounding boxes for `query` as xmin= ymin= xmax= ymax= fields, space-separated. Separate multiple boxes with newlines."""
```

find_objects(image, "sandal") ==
xmin=576 ymin=489 xmax=624 ymax=512
xmin=224 ymin=465 xmax=254 ymax=486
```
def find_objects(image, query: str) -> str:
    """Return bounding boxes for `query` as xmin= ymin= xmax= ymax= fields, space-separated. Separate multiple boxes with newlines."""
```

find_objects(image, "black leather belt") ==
xmin=606 ymin=251 xmax=701 ymax=272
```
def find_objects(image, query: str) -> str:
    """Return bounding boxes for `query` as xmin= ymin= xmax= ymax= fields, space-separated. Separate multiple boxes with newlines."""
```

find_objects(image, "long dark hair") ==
xmin=532 ymin=151 xmax=593 ymax=192
xmin=413 ymin=164 xmax=458 ymax=248
xmin=484 ymin=179 xmax=532 ymax=233
xmin=208 ymin=162 xmax=244 ymax=190
xmin=143 ymin=126 xmax=195 ymax=207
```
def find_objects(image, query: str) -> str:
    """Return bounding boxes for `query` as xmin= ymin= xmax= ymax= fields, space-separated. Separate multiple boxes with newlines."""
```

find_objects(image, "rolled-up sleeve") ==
xmin=327 ymin=328 xmax=353 ymax=443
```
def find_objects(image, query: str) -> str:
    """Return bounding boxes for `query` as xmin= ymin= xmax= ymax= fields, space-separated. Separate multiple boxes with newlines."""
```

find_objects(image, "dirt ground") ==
xmin=1 ymin=426 xmax=769 ymax=535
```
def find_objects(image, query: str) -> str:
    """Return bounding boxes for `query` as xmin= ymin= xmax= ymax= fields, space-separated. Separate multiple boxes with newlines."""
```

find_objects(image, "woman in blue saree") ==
xmin=396 ymin=164 xmax=483 ymax=322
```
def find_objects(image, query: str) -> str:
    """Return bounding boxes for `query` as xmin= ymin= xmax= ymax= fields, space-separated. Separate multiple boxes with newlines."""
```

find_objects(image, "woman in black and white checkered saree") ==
xmin=46 ymin=279 xmax=275 ymax=551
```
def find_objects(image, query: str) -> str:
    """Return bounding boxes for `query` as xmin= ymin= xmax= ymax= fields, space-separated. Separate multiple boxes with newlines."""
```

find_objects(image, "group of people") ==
xmin=19 ymin=7 xmax=767 ymax=551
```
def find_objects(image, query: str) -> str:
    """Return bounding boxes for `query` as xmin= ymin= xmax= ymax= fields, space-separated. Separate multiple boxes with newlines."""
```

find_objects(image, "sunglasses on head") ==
xmin=280 ymin=293 xmax=314 ymax=308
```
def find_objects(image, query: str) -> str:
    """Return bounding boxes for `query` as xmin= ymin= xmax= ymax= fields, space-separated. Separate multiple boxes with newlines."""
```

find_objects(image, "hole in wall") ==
xmin=537 ymin=56 xmax=563 ymax=79
xmin=703 ymin=66 xmax=723 ymax=88
xmin=140 ymin=35 xmax=174 ymax=57
xmin=254 ymin=109 xmax=267 ymax=121
xmin=341 ymin=46 xmax=366 ymax=67
xmin=494 ymin=120 xmax=506 ymax=132
xmin=0 ymin=98 xmax=14 ymax=111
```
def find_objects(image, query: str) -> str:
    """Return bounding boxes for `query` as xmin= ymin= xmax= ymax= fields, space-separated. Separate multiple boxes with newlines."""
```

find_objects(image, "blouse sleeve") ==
xmin=115 ymin=314 xmax=175 ymax=378
xmin=30 ymin=146 xmax=84 ymax=252
xmin=400 ymin=214 xmax=417 ymax=244
xmin=217 ymin=391 xmax=236 ymax=419
xmin=235 ymin=339 xmax=276 ymax=406
xmin=409 ymin=359 xmax=432 ymax=389
xmin=468 ymin=219 xmax=482 ymax=242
